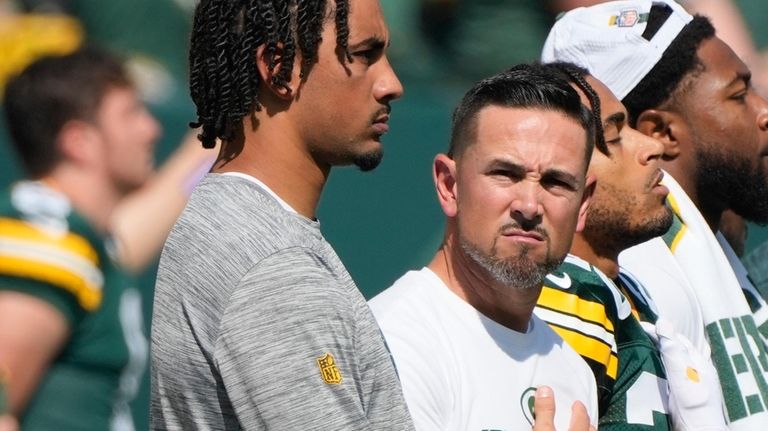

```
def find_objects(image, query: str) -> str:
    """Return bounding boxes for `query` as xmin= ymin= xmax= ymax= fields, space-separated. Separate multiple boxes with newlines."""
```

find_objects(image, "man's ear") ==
xmin=433 ymin=154 xmax=458 ymax=217
xmin=575 ymin=174 xmax=596 ymax=233
xmin=57 ymin=120 xmax=99 ymax=165
xmin=255 ymin=44 xmax=299 ymax=100
xmin=635 ymin=109 xmax=682 ymax=160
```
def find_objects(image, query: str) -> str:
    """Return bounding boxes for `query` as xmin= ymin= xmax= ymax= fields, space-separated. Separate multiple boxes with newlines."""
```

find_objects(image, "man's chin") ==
xmin=353 ymin=150 xmax=383 ymax=172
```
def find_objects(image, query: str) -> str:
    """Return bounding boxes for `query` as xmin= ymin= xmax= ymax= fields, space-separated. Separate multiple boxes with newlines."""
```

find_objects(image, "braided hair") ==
xmin=547 ymin=62 xmax=607 ymax=155
xmin=188 ymin=0 xmax=351 ymax=148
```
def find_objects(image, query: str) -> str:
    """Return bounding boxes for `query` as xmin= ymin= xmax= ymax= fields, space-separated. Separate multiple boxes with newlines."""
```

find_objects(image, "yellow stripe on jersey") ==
xmin=0 ymin=217 xmax=103 ymax=310
xmin=547 ymin=323 xmax=619 ymax=380
xmin=538 ymin=286 xmax=615 ymax=333
xmin=665 ymin=193 xmax=687 ymax=253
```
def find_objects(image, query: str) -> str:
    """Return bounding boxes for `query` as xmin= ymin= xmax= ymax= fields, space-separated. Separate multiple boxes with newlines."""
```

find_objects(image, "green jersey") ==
xmin=0 ymin=181 xmax=147 ymax=430
xmin=535 ymin=254 xmax=671 ymax=430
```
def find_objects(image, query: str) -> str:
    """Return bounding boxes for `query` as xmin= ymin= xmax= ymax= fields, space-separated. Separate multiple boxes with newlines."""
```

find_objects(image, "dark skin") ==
xmin=571 ymin=76 xmax=669 ymax=279
xmin=636 ymin=37 xmax=768 ymax=231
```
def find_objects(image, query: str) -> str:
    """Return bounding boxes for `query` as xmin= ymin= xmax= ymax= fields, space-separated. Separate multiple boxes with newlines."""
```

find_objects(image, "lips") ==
xmin=648 ymin=169 xmax=669 ymax=196
xmin=372 ymin=114 xmax=390 ymax=135
xmin=647 ymin=169 xmax=664 ymax=189
xmin=501 ymin=229 xmax=545 ymax=242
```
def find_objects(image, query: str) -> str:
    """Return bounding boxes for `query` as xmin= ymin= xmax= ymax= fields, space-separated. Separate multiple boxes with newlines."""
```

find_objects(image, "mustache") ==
xmin=371 ymin=105 xmax=391 ymax=121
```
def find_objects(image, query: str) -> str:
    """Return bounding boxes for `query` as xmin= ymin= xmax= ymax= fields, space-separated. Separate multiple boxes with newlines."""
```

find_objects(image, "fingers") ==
xmin=569 ymin=400 xmax=591 ymax=431
xmin=532 ymin=386 xmax=556 ymax=430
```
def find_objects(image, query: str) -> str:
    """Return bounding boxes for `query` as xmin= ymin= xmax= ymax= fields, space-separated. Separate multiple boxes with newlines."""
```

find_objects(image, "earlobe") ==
xmin=256 ymin=44 xmax=296 ymax=100
xmin=575 ymin=174 xmax=596 ymax=233
xmin=433 ymin=154 xmax=458 ymax=217
xmin=635 ymin=109 xmax=681 ymax=159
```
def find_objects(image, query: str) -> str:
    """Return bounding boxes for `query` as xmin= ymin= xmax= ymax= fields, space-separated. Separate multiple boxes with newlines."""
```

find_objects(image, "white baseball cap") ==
xmin=541 ymin=0 xmax=692 ymax=100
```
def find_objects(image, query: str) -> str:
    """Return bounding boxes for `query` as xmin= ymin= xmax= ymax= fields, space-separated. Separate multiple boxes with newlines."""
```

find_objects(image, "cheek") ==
xmin=543 ymin=199 xmax=581 ymax=246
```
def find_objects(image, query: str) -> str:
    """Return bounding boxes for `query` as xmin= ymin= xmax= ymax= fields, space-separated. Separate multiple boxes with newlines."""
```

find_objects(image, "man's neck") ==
xmin=428 ymin=236 xmax=540 ymax=333
xmin=570 ymin=233 xmax=620 ymax=279
xmin=213 ymin=115 xmax=329 ymax=219
xmin=46 ymin=167 xmax=121 ymax=234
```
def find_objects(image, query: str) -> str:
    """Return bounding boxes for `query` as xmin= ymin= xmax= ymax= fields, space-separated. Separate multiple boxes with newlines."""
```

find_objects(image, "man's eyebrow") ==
xmin=726 ymin=70 xmax=752 ymax=88
xmin=544 ymin=168 xmax=579 ymax=187
xmin=603 ymin=112 xmax=626 ymax=129
xmin=347 ymin=36 xmax=387 ymax=51
xmin=487 ymin=159 xmax=526 ymax=175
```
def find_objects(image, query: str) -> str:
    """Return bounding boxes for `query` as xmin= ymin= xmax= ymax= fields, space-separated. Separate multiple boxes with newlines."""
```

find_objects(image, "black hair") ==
xmin=188 ymin=0 xmax=351 ymax=149
xmin=623 ymin=12 xmax=715 ymax=125
xmin=3 ymin=46 xmax=131 ymax=178
xmin=448 ymin=62 xmax=595 ymax=162
xmin=545 ymin=61 xmax=607 ymax=155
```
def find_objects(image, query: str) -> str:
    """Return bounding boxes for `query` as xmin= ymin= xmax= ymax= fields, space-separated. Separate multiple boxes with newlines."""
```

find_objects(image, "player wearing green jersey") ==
xmin=535 ymin=63 xmax=727 ymax=430
xmin=0 ymin=48 xmax=159 ymax=430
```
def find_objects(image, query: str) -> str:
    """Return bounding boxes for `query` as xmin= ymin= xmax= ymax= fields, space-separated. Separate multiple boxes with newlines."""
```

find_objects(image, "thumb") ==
xmin=532 ymin=386 xmax=556 ymax=430
xmin=569 ymin=400 xmax=591 ymax=431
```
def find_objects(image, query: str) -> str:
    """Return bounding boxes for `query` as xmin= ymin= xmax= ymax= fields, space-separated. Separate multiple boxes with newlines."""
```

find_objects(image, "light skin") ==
xmin=571 ymin=76 xmax=670 ymax=279
xmin=51 ymin=85 xmax=160 ymax=233
xmin=636 ymin=36 xmax=768 ymax=230
xmin=214 ymin=0 xmax=403 ymax=219
xmin=533 ymin=386 xmax=593 ymax=431
xmin=0 ymin=84 xmax=162 ymax=417
xmin=429 ymin=106 xmax=595 ymax=430
xmin=429 ymin=106 xmax=594 ymax=333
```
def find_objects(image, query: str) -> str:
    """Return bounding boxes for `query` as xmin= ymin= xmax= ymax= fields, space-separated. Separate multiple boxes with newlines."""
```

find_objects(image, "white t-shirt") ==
xmin=369 ymin=268 xmax=599 ymax=431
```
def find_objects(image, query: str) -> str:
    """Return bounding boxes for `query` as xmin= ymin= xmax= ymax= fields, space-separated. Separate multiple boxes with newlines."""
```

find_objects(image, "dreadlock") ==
xmin=188 ymin=0 xmax=351 ymax=148
xmin=547 ymin=62 xmax=607 ymax=155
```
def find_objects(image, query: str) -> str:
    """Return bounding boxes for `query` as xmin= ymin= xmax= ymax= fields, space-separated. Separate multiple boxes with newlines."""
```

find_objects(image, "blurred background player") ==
xmin=0 ymin=46 xmax=215 ymax=430
xmin=0 ymin=47 xmax=154 ymax=430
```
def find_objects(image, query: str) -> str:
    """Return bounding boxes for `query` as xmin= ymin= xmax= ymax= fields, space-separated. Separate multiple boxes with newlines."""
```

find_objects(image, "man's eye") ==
xmin=353 ymin=49 xmax=379 ymax=62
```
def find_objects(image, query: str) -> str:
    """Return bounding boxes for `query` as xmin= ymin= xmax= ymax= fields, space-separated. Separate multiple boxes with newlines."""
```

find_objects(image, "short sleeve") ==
xmin=0 ymin=217 xmax=103 ymax=324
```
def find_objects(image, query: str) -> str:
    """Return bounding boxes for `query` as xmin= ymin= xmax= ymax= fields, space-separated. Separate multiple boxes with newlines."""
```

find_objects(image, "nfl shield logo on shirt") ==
xmin=617 ymin=9 xmax=639 ymax=27
xmin=317 ymin=352 xmax=343 ymax=384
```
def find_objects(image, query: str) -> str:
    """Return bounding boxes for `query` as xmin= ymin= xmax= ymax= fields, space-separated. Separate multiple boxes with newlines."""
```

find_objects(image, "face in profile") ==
xmin=579 ymin=76 xmax=673 ymax=252
xmin=96 ymin=85 xmax=161 ymax=194
xmin=679 ymin=37 xmax=768 ymax=222
xmin=437 ymin=105 xmax=593 ymax=289
xmin=292 ymin=0 xmax=403 ymax=172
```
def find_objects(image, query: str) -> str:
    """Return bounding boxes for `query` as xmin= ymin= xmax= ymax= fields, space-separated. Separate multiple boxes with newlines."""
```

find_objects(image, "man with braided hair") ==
xmin=150 ymin=0 xmax=412 ymax=429
xmin=535 ymin=62 xmax=728 ymax=431
xmin=543 ymin=0 xmax=768 ymax=429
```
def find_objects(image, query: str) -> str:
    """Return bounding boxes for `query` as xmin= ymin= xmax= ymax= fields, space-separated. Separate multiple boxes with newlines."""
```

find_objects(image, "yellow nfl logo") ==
xmin=317 ymin=353 xmax=343 ymax=384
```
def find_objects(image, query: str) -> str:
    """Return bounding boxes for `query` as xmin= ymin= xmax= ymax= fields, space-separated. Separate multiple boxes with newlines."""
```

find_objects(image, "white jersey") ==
xmin=620 ymin=173 xmax=768 ymax=431
xmin=369 ymin=268 xmax=598 ymax=431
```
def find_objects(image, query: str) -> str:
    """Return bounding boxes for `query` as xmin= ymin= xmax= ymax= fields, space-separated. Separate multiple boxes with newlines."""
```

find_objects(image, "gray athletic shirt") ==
xmin=150 ymin=174 xmax=413 ymax=430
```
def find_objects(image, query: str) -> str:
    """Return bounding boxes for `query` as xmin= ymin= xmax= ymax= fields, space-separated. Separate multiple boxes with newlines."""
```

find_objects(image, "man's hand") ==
xmin=532 ymin=386 xmax=595 ymax=431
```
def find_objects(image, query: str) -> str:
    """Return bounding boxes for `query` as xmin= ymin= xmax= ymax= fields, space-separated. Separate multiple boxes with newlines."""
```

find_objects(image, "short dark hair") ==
xmin=448 ymin=63 xmax=595 ymax=163
xmin=3 ymin=46 xmax=131 ymax=178
xmin=623 ymin=14 xmax=715 ymax=125
xmin=188 ymin=0 xmax=351 ymax=149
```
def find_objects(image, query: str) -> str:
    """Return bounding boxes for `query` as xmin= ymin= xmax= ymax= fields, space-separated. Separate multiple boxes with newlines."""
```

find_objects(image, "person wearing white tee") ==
xmin=370 ymin=64 xmax=599 ymax=431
